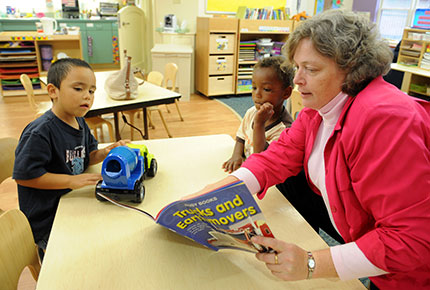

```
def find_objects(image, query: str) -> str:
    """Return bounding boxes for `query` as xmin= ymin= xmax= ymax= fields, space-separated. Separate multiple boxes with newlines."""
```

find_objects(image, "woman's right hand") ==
xmin=222 ymin=156 xmax=243 ymax=173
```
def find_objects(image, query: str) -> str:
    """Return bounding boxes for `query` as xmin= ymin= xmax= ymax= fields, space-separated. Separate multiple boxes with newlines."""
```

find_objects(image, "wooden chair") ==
xmin=122 ymin=71 xmax=172 ymax=139
xmin=0 ymin=137 xmax=18 ymax=184
xmin=163 ymin=63 xmax=184 ymax=121
xmin=0 ymin=209 xmax=41 ymax=290
xmin=290 ymin=89 xmax=304 ymax=120
xmin=85 ymin=116 xmax=115 ymax=143
xmin=20 ymin=74 xmax=51 ymax=119
xmin=0 ymin=138 xmax=19 ymax=212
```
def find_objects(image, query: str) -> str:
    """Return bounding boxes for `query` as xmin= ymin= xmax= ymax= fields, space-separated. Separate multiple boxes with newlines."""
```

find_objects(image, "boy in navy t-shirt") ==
xmin=13 ymin=58 xmax=127 ymax=258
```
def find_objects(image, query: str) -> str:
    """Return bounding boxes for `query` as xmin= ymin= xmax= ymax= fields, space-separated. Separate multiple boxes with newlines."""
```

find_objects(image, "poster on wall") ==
xmin=314 ymin=0 xmax=343 ymax=15
xmin=206 ymin=0 xmax=287 ymax=14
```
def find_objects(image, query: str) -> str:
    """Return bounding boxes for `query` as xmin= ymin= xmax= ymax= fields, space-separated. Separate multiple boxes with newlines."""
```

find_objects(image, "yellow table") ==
xmin=36 ymin=134 xmax=366 ymax=290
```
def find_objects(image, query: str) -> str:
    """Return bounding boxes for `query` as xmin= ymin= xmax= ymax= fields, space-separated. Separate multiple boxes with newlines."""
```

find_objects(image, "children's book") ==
xmin=97 ymin=181 xmax=275 ymax=253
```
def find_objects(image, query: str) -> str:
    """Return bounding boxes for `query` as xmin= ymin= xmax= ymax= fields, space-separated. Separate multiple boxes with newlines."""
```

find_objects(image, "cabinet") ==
xmin=0 ymin=31 xmax=82 ymax=97
xmin=195 ymin=18 xmax=295 ymax=97
xmin=236 ymin=19 xmax=294 ymax=94
xmin=151 ymin=44 xmax=193 ymax=101
xmin=0 ymin=19 xmax=119 ymax=67
xmin=398 ymin=28 xmax=430 ymax=69
xmin=58 ymin=20 xmax=119 ymax=67
xmin=196 ymin=17 xmax=238 ymax=97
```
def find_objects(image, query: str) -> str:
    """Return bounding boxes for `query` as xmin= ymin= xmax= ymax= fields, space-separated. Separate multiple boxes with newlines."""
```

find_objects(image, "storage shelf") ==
xmin=0 ymin=31 xmax=82 ymax=97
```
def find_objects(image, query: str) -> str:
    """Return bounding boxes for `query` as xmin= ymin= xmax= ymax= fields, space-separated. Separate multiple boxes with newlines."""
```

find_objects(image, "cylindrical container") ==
xmin=39 ymin=45 xmax=53 ymax=60
xmin=105 ymin=146 xmax=138 ymax=175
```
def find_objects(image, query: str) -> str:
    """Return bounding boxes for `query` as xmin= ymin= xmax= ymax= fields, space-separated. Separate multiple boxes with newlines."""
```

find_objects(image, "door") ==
xmin=118 ymin=6 xmax=148 ymax=72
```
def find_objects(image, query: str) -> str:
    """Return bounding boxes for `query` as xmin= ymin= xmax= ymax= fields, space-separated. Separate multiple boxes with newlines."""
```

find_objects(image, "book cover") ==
xmin=98 ymin=181 xmax=275 ymax=253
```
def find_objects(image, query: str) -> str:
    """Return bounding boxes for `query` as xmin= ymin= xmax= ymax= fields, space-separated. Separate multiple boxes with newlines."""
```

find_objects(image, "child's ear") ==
xmin=283 ymin=86 xmax=293 ymax=100
xmin=46 ymin=83 xmax=59 ymax=101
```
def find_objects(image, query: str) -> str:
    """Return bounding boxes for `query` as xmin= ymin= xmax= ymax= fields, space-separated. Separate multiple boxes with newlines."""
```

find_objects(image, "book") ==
xmin=97 ymin=181 xmax=275 ymax=253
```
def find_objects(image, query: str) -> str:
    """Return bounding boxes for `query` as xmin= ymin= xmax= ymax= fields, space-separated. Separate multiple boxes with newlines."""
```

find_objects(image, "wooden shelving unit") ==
xmin=195 ymin=17 xmax=295 ymax=97
xmin=195 ymin=17 xmax=238 ymax=97
xmin=236 ymin=19 xmax=294 ymax=94
xmin=398 ymin=28 xmax=430 ymax=69
xmin=0 ymin=32 xmax=82 ymax=97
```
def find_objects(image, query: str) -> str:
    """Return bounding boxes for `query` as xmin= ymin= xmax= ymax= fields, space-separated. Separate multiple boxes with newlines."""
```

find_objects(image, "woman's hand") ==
xmin=252 ymin=236 xmax=308 ymax=281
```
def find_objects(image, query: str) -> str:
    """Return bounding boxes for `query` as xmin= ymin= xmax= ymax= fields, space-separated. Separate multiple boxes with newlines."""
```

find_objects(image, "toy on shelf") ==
xmin=95 ymin=144 xmax=157 ymax=203
xmin=291 ymin=11 xmax=309 ymax=21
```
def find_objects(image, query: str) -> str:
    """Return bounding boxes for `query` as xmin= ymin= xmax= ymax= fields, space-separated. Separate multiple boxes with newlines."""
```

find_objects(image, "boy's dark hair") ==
xmin=47 ymin=58 xmax=93 ymax=89
xmin=254 ymin=56 xmax=295 ymax=89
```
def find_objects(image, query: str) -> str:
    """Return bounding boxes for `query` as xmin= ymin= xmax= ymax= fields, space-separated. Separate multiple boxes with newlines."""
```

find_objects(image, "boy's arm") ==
xmin=89 ymin=140 xmax=129 ymax=165
xmin=15 ymin=172 xmax=102 ymax=190
xmin=253 ymin=103 xmax=274 ymax=153
xmin=222 ymin=139 xmax=245 ymax=173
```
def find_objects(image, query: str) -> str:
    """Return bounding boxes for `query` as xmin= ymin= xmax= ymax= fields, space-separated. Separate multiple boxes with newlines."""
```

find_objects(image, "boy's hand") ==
xmin=102 ymin=139 xmax=130 ymax=156
xmin=68 ymin=173 xmax=102 ymax=189
xmin=255 ymin=102 xmax=274 ymax=126
xmin=222 ymin=157 xmax=243 ymax=173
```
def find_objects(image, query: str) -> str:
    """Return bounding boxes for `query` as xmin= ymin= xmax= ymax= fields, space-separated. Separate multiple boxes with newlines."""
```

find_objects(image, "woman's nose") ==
xmin=293 ymin=69 xmax=304 ymax=85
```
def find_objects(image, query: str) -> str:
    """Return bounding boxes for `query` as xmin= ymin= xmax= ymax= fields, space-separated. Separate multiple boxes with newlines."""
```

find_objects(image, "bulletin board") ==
xmin=205 ymin=0 xmax=287 ymax=14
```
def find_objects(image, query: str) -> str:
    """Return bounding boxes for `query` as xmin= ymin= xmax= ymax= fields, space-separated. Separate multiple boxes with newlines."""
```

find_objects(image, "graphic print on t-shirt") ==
xmin=65 ymin=145 xmax=86 ymax=175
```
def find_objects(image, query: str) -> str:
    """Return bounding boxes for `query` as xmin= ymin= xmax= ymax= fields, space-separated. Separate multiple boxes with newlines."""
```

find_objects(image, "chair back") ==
xmin=19 ymin=74 xmax=39 ymax=113
xmin=147 ymin=71 xmax=164 ymax=87
xmin=0 ymin=209 xmax=41 ymax=290
xmin=163 ymin=63 xmax=178 ymax=91
xmin=290 ymin=89 xmax=304 ymax=120
xmin=0 ymin=137 xmax=18 ymax=184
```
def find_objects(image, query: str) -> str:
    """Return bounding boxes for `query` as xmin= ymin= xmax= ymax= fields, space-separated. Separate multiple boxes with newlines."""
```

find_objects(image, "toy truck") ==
xmin=95 ymin=144 xmax=157 ymax=203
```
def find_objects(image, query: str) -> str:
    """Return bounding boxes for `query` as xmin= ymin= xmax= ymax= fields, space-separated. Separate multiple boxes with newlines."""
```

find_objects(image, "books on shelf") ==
xmin=236 ymin=6 xmax=289 ymax=20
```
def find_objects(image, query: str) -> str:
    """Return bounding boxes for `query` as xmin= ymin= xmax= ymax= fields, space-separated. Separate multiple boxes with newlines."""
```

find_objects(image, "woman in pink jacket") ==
xmin=203 ymin=9 xmax=430 ymax=289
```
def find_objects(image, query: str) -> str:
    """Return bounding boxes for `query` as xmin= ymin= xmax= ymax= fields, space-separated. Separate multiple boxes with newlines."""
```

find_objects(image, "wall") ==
xmin=352 ymin=0 xmax=379 ymax=22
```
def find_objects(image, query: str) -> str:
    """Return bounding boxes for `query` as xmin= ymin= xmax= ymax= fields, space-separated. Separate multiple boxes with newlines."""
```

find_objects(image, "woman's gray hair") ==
xmin=284 ymin=9 xmax=393 ymax=96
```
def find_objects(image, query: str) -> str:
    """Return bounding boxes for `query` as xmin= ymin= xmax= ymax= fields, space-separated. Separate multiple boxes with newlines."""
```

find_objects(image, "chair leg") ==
xmin=147 ymin=111 xmax=155 ymax=129
xmin=157 ymin=109 xmax=172 ymax=138
xmin=165 ymin=104 xmax=171 ymax=113
xmin=174 ymin=99 xmax=184 ymax=121
xmin=99 ymin=125 xmax=105 ymax=141
xmin=129 ymin=113 xmax=135 ymax=140
xmin=106 ymin=122 xmax=114 ymax=143
xmin=92 ymin=127 xmax=99 ymax=141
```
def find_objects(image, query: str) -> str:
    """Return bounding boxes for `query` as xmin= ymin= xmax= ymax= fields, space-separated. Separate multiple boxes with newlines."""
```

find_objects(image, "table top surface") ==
xmin=36 ymin=135 xmax=365 ymax=290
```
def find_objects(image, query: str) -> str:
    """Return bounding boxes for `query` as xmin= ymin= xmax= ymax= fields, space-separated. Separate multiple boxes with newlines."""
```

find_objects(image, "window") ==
xmin=377 ymin=0 xmax=430 ymax=45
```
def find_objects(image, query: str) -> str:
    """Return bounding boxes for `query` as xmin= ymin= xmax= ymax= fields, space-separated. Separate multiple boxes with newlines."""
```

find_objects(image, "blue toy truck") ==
xmin=95 ymin=144 xmax=157 ymax=203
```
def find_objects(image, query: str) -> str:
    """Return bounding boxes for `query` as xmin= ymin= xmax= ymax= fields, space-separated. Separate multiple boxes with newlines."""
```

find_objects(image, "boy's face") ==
xmin=252 ymin=67 xmax=291 ymax=111
xmin=48 ymin=66 xmax=96 ymax=122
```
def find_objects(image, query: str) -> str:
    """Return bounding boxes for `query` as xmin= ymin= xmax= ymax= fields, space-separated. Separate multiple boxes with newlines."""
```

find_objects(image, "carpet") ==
xmin=216 ymin=95 xmax=253 ymax=119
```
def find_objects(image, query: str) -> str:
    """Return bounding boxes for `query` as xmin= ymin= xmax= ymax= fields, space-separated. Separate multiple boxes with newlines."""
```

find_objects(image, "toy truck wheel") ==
xmin=134 ymin=181 xmax=145 ymax=203
xmin=95 ymin=181 xmax=107 ymax=202
xmin=147 ymin=159 xmax=157 ymax=177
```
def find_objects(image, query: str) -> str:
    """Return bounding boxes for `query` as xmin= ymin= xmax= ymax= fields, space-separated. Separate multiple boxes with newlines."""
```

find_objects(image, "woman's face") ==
xmin=293 ymin=38 xmax=347 ymax=110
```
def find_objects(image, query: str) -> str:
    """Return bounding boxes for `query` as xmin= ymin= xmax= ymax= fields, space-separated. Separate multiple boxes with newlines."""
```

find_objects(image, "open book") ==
xmin=97 ymin=181 xmax=275 ymax=253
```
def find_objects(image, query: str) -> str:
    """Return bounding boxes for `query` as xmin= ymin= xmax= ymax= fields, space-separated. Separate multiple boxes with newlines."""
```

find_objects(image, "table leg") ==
xmin=142 ymin=107 xmax=148 ymax=139
xmin=114 ymin=112 xmax=121 ymax=141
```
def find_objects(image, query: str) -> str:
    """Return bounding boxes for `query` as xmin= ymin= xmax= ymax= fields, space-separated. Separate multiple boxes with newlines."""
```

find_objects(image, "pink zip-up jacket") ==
xmin=242 ymin=76 xmax=430 ymax=289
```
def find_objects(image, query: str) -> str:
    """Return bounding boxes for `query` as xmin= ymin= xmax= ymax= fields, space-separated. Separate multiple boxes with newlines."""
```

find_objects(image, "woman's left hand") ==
xmin=252 ymin=235 xmax=308 ymax=281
